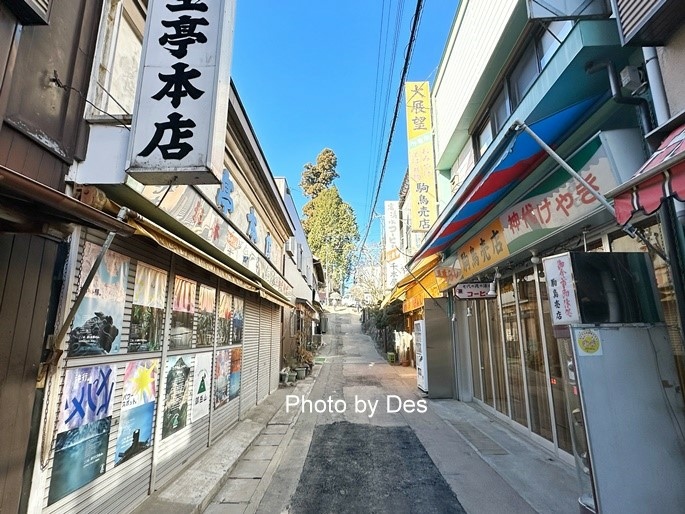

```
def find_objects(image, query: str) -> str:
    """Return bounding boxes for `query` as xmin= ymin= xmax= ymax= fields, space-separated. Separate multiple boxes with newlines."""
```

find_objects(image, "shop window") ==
xmin=196 ymin=285 xmax=216 ymax=347
xmin=476 ymin=120 xmax=494 ymax=157
xmin=509 ymin=43 xmax=539 ymax=107
xmin=218 ymin=291 xmax=233 ymax=346
xmin=537 ymin=265 xmax=573 ymax=452
xmin=539 ymin=21 xmax=573 ymax=69
xmin=489 ymin=298 xmax=508 ymax=415
xmin=129 ymin=263 xmax=167 ymax=353
xmin=170 ymin=276 xmax=196 ymax=350
xmin=477 ymin=301 xmax=494 ymax=406
xmin=517 ymin=269 xmax=553 ymax=442
xmin=89 ymin=0 xmax=146 ymax=117
xmin=467 ymin=301 xmax=483 ymax=400
xmin=471 ymin=21 xmax=573 ymax=162
xmin=501 ymin=277 xmax=528 ymax=427
xmin=610 ymin=222 xmax=685 ymax=403
xmin=232 ymin=295 xmax=245 ymax=345
xmin=491 ymin=88 xmax=510 ymax=132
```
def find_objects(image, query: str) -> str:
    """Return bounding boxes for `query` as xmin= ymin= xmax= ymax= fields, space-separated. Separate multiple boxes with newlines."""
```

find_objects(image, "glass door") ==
xmin=501 ymin=277 xmax=528 ymax=427
xmin=518 ymin=270 xmax=553 ymax=442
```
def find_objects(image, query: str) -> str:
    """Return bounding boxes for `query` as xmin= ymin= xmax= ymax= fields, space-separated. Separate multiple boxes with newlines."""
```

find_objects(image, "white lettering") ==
xmin=286 ymin=395 xmax=300 ymax=412
xmin=367 ymin=399 xmax=378 ymax=418
xmin=386 ymin=395 xmax=402 ymax=413
xmin=334 ymin=399 xmax=346 ymax=413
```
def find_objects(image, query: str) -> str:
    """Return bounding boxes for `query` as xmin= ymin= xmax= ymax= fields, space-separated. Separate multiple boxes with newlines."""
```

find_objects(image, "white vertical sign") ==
xmin=127 ymin=0 xmax=236 ymax=185
xmin=384 ymin=201 xmax=400 ymax=251
xmin=414 ymin=320 xmax=428 ymax=392
xmin=384 ymin=201 xmax=404 ymax=289
xmin=542 ymin=253 xmax=581 ymax=325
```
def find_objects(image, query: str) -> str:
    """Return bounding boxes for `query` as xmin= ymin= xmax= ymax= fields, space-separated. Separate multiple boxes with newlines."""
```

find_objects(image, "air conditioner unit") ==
xmin=285 ymin=237 xmax=296 ymax=256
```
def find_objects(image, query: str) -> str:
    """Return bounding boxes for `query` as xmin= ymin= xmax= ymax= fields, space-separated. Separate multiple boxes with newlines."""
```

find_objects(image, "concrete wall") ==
xmin=658 ymin=24 xmax=685 ymax=116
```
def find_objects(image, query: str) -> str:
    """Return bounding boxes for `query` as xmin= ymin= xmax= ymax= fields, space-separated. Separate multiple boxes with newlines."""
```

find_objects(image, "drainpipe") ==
xmin=585 ymin=60 xmax=653 ymax=133
xmin=641 ymin=48 xmax=685 ymax=349
xmin=643 ymin=47 xmax=670 ymax=127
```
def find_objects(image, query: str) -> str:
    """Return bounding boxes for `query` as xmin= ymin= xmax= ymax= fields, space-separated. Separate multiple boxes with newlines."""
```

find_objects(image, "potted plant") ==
xmin=298 ymin=346 xmax=314 ymax=373
xmin=285 ymin=355 xmax=298 ymax=383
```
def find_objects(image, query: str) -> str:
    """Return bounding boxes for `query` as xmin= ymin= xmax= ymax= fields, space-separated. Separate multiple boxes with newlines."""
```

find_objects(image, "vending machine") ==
xmin=542 ymin=252 xmax=685 ymax=514
xmin=413 ymin=320 xmax=428 ymax=393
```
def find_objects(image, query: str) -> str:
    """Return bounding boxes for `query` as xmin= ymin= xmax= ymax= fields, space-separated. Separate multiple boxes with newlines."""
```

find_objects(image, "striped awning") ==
xmin=611 ymin=123 xmax=685 ymax=225
xmin=411 ymin=96 xmax=601 ymax=264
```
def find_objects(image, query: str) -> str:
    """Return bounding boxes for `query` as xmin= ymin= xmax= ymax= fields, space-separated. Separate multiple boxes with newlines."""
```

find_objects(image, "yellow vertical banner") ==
xmin=405 ymin=81 xmax=437 ymax=232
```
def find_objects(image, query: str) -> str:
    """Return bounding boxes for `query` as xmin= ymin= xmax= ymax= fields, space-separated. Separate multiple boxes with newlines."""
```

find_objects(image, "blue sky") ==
xmin=231 ymin=1 xmax=458 ymax=244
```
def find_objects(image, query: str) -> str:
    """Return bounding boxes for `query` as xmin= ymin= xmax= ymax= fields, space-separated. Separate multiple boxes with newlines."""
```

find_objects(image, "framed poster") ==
xmin=229 ymin=347 xmax=241 ymax=400
xmin=191 ymin=352 xmax=212 ymax=421
xmin=214 ymin=348 xmax=230 ymax=408
xmin=49 ymin=365 xmax=116 ymax=504
xmin=69 ymin=242 xmax=129 ymax=357
xmin=115 ymin=360 xmax=158 ymax=465
xmin=162 ymin=356 xmax=191 ymax=437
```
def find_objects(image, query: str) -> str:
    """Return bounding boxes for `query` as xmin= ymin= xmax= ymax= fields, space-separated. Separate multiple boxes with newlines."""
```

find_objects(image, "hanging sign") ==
xmin=127 ymin=0 xmax=237 ymax=184
xmin=454 ymin=282 xmax=494 ymax=300
xmin=542 ymin=253 xmax=581 ymax=325
xmin=405 ymin=81 xmax=438 ymax=232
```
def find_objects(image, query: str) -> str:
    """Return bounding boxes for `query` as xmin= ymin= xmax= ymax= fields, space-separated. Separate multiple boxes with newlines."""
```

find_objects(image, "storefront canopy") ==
xmin=380 ymin=254 xmax=444 ymax=308
xmin=610 ymin=123 xmax=685 ymax=225
xmin=0 ymin=164 xmax=135 ymax=236
xmin=410 ymin=96 xmax=602 ymax=265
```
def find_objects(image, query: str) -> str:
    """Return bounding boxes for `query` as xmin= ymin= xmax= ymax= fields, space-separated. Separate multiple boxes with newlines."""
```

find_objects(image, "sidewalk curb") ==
xmin=132 ymin=370 xmax=321 ymax=514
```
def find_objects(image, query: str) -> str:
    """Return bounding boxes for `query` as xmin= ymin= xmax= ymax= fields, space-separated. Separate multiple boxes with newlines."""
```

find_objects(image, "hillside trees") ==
xmin=300 ymin=149 xmax=358 ymax=296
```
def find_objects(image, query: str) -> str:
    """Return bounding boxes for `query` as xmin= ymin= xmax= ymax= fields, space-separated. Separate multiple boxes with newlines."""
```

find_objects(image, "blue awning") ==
xmin=411 ymin=95 xmax=603 ymax=265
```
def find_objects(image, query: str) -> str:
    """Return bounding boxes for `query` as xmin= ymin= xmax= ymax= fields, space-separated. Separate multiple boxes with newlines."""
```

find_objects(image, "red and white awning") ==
xmin=611 ymin=124 xmax=685 ymax=225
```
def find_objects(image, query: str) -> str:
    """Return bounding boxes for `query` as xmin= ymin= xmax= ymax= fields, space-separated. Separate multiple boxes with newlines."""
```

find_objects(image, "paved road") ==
xmin=205 ymin=310 xmax=544 ymax=514
xmin=257 ymin=311 xmax=464 ymax=514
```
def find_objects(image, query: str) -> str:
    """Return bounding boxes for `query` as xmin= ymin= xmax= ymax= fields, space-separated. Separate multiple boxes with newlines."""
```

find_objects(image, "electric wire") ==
xmin=366 ymin=0 xmax=390 ymax=213
xmin=356 ymin=0 xmax=425 ymax=269
xmin=366 ymin=1 xmax=405 ymax=229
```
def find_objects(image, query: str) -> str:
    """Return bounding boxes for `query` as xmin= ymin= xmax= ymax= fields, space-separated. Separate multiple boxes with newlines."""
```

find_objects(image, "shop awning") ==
xmin=0 ymin=164 xmax=135 ymax=236
xmin=410 ymin=96 xmax=602 ymax=265
xmin=127 ymin=212 xmax=294 ymax=308
xmin=380 ymin=254 xmax=442 ymax=308
xmin=610 ymin=123 xmax=685 ymax=225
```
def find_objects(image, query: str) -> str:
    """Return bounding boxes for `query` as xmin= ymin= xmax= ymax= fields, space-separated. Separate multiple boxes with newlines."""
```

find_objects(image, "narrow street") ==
xmin=203 ymin=311 xmax=576 ymax=514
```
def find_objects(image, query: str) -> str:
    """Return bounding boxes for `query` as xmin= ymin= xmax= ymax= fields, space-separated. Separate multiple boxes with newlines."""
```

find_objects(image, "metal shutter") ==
xmin=257 ymin=299 xmax=272 ymax=402
xmin=43 ymin=229 xmax=168 ymax=514
xmin=240 ymin=294 xmax=260 ymax=417
xmin=270 ymin=305 xmax=281 ymax=393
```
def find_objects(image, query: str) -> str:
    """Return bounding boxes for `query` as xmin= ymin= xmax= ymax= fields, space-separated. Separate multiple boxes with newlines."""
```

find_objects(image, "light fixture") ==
xmin=466 ymin=306 xmax=473 ymax=317
xmin=487 ymin=280 xmax=497 ymax=297
xmin=530 ymin=249 xmax=541 ymax=265
xmin=494 ymin=266 xmax=502 ymax=279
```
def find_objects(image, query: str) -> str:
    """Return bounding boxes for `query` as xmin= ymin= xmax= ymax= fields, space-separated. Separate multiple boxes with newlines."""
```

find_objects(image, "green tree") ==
xmin=302 ymin=186 xmax=359 ymax=294
xmin=300 ymin=148 xmax=339 ymax=198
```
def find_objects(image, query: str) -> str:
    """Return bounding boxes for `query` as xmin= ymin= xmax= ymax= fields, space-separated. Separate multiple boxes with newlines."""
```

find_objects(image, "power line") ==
xmin=356 ymin=0 xmax=425 ymax=268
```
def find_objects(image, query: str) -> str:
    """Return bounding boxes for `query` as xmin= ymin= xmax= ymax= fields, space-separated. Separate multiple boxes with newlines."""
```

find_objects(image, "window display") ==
xmin=170 ymin=276 xmax=196 ymax=350
xmin=129 ymin=264 xmax=167 ymax=353
xmin=68 ymin=242 xmax=130 ymax=357
xmin=218 ymin=291 xmax=233 ymax=346
xmin=197 ymin=285 xmax=216 ymax=347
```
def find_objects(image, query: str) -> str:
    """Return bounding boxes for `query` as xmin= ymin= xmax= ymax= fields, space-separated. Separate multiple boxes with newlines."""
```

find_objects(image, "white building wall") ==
xmin=432 ymin=0 xmax=518 ymax=164
xmin=275 ymin=178 xmax=315 ymax=301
